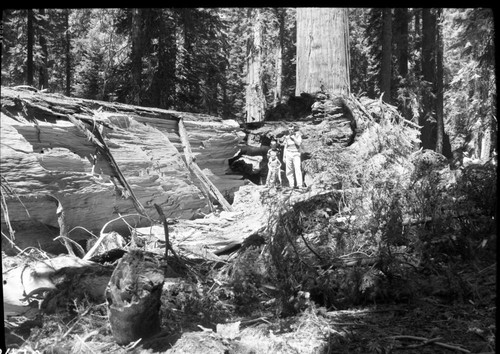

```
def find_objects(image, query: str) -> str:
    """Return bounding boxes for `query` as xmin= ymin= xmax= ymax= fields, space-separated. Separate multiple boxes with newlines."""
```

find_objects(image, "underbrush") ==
xmin=222 ymin=112 xmax=497 ymax=317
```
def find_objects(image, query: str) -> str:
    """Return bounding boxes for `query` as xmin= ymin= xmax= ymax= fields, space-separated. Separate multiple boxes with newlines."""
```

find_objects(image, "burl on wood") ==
xmin=105 ymin=250 xmax=166 ymax=345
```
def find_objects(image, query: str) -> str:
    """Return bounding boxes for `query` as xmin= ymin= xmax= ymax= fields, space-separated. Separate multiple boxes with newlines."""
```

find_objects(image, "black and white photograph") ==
xmin=1 ymin=7 xmax=496 ymax=353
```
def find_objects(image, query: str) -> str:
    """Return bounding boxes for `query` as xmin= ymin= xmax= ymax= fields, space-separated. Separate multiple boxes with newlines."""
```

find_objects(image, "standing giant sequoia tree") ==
xmin=295 ymin=8 xmax=350 ymax=96
xmin=245 ymin=8 xmax=267 ymax=122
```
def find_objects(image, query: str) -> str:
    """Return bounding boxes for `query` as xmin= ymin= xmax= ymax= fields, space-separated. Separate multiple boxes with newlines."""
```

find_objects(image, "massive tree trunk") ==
xmin=38 ymin=9 xmax=49 ymax=90
xmin=1 ymin=87 xmax=244 ymax=254
xmin=245 ymin=8 xmax=266 ymax=122
xmin=419 ymin=8 xmax=436 ymax=151
xmin=27 ymin=9 xmax=34 ymax=86
xmin=130 ymin=8 xmax=143 ymax=105
xmin=295 ymin=8 xmax=350 ymax=97
xmin=380 ymin=8 xmax=392 ymax=103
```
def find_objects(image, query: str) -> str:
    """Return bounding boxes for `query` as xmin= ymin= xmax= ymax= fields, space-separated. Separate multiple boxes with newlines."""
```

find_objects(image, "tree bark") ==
xmin=419 ymin=8 xmax=436 ymax=151
xmin=274 ymin=8 xmax=285 ymax=105
xmin=27 ymin=9 xmax=34 ymax=86
xmin=395 ymin=8 xmax=408 ymax=78
xmin=130 ymin=8 xmax=143 ymax=105
xmin=381 ymin=8 xmax=392 ymax=103
xmin=65 ymin=9 xmax=71 ymax=97
xmin=245 ymin=8 xmax=266 ymax=123
xmin=38 ymin=9 xmax=49 ymax=90
xmin=394 ymin=8 xmax=409 ymax=119
xmin=296 ymin=8 xmax=350 ymax=97
xmin=435 ymin=9 xmax=444 ymax=155
xmin=413 ymin=8 xmax=421 ymax=74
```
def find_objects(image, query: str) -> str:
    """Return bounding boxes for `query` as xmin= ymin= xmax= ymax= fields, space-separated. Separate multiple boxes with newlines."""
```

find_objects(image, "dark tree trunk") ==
xmin=274 ymin=8 xmax=285 ymax=105
xmin=380 ymin=8 xmax=392 ymax=103
xmin=130 ymin=8 xmax=143 ymax=105
xmin=38 ymin=9 xmax=49 ymax=90
xmin=394 ymin=8 xmax=409 ymax=119
xmin=419 ymin=8 xmax=437 ymax=151
xmin=65 ymin=9 xmax=71 ymax=97
xmin=27 ymin=9 xmax=34 ymax=86
xmin=395 ymin=8 xmax=408 ymax=78
xmin=413 ymin=8 xmax=421 ymax=75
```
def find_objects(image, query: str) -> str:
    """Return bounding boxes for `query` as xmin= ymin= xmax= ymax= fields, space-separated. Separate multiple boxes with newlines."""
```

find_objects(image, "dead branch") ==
xmin=178 ymin=117 xmax=233 ymax=212
xmin=83 ymin=213 xmax=142 ymax=260
xmin=389 ymin=335 xmax=471 ymax=353
xmin=153 ymin=203 xmax=180 ymax=261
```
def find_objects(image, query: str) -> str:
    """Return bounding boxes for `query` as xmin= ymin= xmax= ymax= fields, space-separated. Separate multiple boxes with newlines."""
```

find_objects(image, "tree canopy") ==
xmin=1 ymin=7 xmax=496 ymax=159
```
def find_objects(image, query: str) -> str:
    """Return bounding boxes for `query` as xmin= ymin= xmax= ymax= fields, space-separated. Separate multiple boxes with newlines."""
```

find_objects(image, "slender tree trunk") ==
xmin=480 ymin=69 xmax=492 ymax=161
xmin=419 ymin=8 xmax=436 ymax=151
xmin=130 ymin=8 xmax=143 ymax=105
xmin=27 ymin=9 xmax=34 ymax=86
xmin=296 ymin=7 xmax=350 ymax=97
xmin=380 ymin=8 xmax=392 ymax=103
xmin=180 ymin=9 xmax=196 ymax=106
xmin=435 ymin=9 xmax=444 ymax=155
xmin=394 ymin=8 xmax=409 ymax=118
xmin=395 ymin=8 xmax=408 ymax=78
xmin=274 ymin=8 xmax=285 ymax=105
xmin=414 ymin=8 xmax=421 ymax=75
xmin=245 ymin=8 xmax=266 ymax=122
xmin=65 ymin=9 xmax=71 ymax=97
xmin=38 ymin=9 xmax=49 ymax=90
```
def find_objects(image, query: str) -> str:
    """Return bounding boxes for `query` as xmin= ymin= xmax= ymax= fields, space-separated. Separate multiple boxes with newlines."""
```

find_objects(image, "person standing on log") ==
xmin=266 ymin=147 xmax=282 ymax=188
xmin=281 ymin=125 xmax=304 ymax=189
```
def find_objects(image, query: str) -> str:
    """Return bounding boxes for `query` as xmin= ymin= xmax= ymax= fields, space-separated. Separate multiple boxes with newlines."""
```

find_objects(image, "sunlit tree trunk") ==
xmin=435 ymin=9 xmax=444 ymax=155
xmin=38 ymin=9 xmax=49 ymax=90
xmin=27 ymin=9 xmax=34 ymax=86
xmin=380 ymin=8 xmax=392 ymax=103
xmin=296 ymin=7 xmax=350 ymax=97
xmin=480 ymin=71 xmax=492 ymax=161
xmin=245 ymin=8 xmax=266 ymax=122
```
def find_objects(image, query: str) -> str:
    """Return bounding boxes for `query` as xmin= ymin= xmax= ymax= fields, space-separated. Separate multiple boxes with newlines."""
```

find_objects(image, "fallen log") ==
xmin=105 ymin=250 xmax=166 ymax=345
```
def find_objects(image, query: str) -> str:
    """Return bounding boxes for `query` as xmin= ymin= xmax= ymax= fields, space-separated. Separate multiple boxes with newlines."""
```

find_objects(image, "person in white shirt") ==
xmin=281 ymin=125 xmax=304 ymax=189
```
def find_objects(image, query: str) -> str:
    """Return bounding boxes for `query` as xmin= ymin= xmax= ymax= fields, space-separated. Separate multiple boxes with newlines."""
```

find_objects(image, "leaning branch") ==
xmin=177 ymin=117 xmax=233 ymax=212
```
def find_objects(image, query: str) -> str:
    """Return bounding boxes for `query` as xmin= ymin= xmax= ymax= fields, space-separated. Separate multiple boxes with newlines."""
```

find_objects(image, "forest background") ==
xmin=1 ymin=8 xmax=496 ymax=162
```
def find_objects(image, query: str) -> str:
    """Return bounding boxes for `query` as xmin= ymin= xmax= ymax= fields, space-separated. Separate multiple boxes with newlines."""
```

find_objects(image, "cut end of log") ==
xmin=105 ymin=250 xmax=165 ymax=345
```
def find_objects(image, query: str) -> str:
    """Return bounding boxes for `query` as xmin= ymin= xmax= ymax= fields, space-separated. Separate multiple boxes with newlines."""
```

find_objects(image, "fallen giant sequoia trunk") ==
xmin=1 ymin=86 xmax=245 ymax=253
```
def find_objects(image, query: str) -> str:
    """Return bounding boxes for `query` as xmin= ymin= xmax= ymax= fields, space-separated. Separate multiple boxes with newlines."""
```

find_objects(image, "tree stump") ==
xmin=105 ymin=250 xmax=165 ymax=345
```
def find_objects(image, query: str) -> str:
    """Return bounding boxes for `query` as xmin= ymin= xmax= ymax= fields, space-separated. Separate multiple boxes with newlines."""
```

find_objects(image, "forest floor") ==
xmin=3 ymin=185 xmax=496 ymax=353
xmin=3 ymin=243 xmax=496 ymax=354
